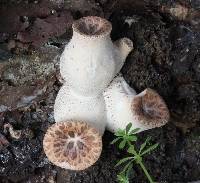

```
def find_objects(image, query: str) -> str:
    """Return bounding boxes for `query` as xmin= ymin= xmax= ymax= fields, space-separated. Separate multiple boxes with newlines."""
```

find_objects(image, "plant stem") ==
xmin=138 ymin=161 xmax=154 ymax=183
xmin=127 ymin=142 xmax=154 ymax=183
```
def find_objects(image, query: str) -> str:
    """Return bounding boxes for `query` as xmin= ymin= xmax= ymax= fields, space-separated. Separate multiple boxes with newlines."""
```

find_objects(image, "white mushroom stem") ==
xmin=59 ymin=34 xmax=116 ymax=97
xmin=59 ymin=16 xmax=133 ymax=97
xmin=103 ymin=76 xmax=138 ymax=133
xmin=54 ymin=83 xmax=106 ymax=135
xmin=114 ymin=38 xmax=133 ymax=74
xmin=103 ymin=75 xmax=170 ymax=133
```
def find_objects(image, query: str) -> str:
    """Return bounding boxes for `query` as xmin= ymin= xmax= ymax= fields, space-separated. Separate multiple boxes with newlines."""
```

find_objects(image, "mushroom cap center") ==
xmin=43 ymin=121 xmax=102 ymax=170
xmin=131 ymin=88 xmax=170 ymax=127
xmin=72 ymin=16 xmax=112 ymax=37
xmin=141 ymin=99 xmax=161 ymax=119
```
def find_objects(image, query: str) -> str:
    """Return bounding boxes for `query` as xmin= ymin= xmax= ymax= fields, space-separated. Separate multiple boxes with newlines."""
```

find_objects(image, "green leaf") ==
xmin=111 ymin=137 xmax=121 ymax=144
xmin=119 ymin=139 xmax=127 ymax=149
xmin=121 ymin=159 xmax=134 ymax=173
xmin=126 ymin=123 xmax=132 ymax=134
xmin=145 ymin=136 xmax=151 ymax=142
xmin=127 ymin=135 xmax=137 ymax=142
xmin=117 ymin=175 xmax=123 ymax=183
xmin=139 ymin=136 xmax=151 ymax=155
xmin=126 ymin=163 xmax=133 ymax=177
xmin=117 ymin=173 xmax=129 ymax=183
xmin=115 ymin=157 xmax=134 ymax=167
xmin=115 ymin=129 xmax=125 ymax=137
xmin=141 ymin=143 xmax=159 ymax=156
xmin=127 ymin=145 xmax=135 ymax=154
xmin=130 ymin=128 xmax=140 ymax=134
xmin=139 ymin=143 xmax=146 ymax=155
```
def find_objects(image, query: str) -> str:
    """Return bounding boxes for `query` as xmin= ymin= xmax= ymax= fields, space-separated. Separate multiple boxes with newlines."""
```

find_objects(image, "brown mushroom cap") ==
xmin=131 ymin=88 xmax=170 ymax=128
xmin=72 ymin=16 xmax=112 ymax=38
xmin=43 ymin=121 xmax=102 ymax=170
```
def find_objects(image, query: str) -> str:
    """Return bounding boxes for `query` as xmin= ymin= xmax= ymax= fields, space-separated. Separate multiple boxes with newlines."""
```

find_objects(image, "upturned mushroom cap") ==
xmin=131 ymin=88 xmax=170 ymax=128
xmin=72 ymin=16 xmax=112 ymax=38
xmin=104 ymin=76 xmax=170 ymax=133
xmin=43 ymin=121 xmax=102 ymax=170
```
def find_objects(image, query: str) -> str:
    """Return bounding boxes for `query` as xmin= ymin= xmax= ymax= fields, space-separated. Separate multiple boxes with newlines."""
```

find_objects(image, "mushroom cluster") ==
xmin=43 ymin=16 xmax=170 ymax=171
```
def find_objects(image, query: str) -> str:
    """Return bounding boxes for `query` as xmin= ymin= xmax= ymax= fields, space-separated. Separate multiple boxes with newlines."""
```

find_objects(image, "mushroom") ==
xmin=43 ymin=121 xmax=102 ymax=170
xmin=59 ymin=16 xmax=133 ymax=97
xmin=54 ymin=83 xmax=106 ymax=135
xmin=103 ymin=76 xmax=170 ymax=133
xmin=114 ymin=38 xmax=133 ymax=75
xmin=47 ymin=16 xmax=170 ymax=171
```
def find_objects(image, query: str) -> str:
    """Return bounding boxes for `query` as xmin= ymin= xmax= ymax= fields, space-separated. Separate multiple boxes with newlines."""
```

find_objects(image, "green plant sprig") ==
xmin=111 ymin=123 xmax=159 ymax=183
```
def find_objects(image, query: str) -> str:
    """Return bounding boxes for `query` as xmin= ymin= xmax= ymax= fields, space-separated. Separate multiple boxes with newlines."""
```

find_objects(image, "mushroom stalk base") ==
xmin=54 ymin=83 xmax=106 ymax=135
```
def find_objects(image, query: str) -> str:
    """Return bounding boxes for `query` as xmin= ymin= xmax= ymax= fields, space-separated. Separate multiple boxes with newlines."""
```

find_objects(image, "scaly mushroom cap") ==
xmin=131 ymin=88 xmax=170 ymax=128
xmin=43 ymin=121 xmax=102 ymax=170
xmin=72 ymin=16 xmax=112 ymax=37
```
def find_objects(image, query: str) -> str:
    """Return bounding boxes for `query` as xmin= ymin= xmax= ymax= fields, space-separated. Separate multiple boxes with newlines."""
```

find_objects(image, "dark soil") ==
xmin=0 ymin=0 xmax=200 ymax=183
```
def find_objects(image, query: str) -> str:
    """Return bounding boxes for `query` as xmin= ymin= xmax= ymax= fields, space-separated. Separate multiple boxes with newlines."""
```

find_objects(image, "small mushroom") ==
xmin=103 ymin=76 xmax=170 ymax=133
xmin=43 ymin=121 xmax=102 ymax=170
xmin=114 ymin=37 xmax=133 ymax=74
xmin=59 ymin=16 xmax=133 ymax=97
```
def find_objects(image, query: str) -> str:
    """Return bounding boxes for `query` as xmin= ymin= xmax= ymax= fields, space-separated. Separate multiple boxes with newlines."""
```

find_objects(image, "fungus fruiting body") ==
xmin=44 ymin=16 xmax=170 ymax=171
xmin=54 ymin=83 xmax=106 ymax=135
xmin=114 ymin=38 xmax=133 ymax=75
xmin=59 ymin=16 xmax=133 ymax=97
xmin=131 ymin=88 xmax=170 ymax=129
xmin=104 ymin=76 xmax=170 ymax=133
xmin=103 ymin=76 xmax=137 ymax=132
xmin=43 ymin=121 xmax=102 ymax=170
